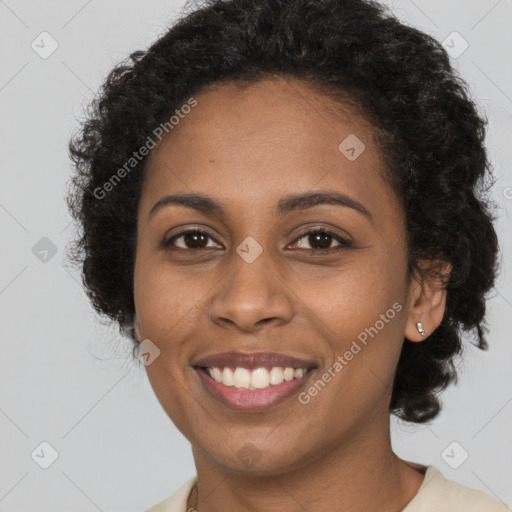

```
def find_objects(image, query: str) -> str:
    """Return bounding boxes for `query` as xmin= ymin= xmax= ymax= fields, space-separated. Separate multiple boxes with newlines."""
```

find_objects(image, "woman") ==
xmin=66 ymin=0 xmax=507 ymax=510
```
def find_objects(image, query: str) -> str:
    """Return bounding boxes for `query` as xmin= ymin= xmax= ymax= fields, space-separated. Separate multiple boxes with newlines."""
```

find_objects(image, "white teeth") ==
xmin=294 ymin=368 xmax=306 ymax=378
xmin=251 ymin=367 xmax=270 ymax=389
xmin=206 ymin=366 xmax=309 ymax=389
xmin=212 ymin=367 xmax=223 ymax=383
xmin=222 ymin=367 xmax=234 ymax=386
xmin=269 ymin=367 xmax=284 ymax=385
xmin=283 ymin=367 xmax=295 ymax=381
xmin=233 ymin=367 xmax=251 ymax=388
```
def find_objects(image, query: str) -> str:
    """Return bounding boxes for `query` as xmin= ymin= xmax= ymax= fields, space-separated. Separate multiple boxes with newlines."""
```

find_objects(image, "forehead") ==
xmin=141 ymin=77 xmax=393 ymax=219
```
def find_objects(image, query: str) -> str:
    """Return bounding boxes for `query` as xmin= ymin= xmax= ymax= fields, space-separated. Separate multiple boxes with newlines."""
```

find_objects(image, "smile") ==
xmin=194 ymin=365 xmax=316 ymax=411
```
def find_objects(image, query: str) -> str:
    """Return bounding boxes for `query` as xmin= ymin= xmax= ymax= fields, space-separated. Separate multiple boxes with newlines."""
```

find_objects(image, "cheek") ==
xmin=143 ymin=355 xmax=202 ymax=437
xmin=133 ymin=246 xmax=208 ymax=339
xmin=297 ymin=253 xmax=407 ymax=341
xmin=293 ymin=250 xmax=408 ymax=400
xmin=134 ymin=255 xmax=211 ymax=435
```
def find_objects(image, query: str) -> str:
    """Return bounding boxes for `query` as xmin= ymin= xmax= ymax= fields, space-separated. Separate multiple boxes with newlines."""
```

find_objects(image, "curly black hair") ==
xmin=66 ymin=0 xmax=499 ymax=423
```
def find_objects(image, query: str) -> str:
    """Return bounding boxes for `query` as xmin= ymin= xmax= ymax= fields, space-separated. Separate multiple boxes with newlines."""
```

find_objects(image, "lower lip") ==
xmin=194 ymin=367 xmax=315 ymax=411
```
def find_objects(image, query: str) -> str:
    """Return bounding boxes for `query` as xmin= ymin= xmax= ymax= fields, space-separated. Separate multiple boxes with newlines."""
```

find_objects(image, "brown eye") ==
xmin=163 ymin=229 xmax=220 ymax=250
xmin=288 ymin=228 xmax=352 ymax=254
xmin=162 ymin=227 xmax=352 ymax=254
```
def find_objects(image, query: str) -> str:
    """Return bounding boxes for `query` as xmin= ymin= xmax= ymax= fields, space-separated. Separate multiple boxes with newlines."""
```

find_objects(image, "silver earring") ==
xmin=416 ymin=321 xmax=425 ymax=336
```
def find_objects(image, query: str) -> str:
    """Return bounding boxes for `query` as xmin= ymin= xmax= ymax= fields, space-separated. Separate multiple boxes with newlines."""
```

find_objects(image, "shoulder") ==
xmin=144 ymin=475 xmax=197 ymax=512
xmin=403 ymin=465 xmax=510 ymax=512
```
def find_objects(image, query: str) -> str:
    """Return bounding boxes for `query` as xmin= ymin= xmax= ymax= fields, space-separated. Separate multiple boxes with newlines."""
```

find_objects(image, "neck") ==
xmin=189 ymin=417 xmax=426 ymax=512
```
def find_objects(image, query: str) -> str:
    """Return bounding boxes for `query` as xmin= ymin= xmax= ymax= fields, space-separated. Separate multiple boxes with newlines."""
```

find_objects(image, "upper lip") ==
xmin=192 ymin=351 xmax=318 ymax=370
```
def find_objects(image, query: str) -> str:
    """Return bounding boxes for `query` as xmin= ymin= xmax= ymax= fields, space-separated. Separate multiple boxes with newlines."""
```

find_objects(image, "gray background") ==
xmin=1 ymin=0 xmax=511 ymax=510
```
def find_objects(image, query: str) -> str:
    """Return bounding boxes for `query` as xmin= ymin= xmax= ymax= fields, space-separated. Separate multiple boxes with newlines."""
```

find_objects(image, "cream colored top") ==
xmin=145 ymin=464 xmax=510 ymax=512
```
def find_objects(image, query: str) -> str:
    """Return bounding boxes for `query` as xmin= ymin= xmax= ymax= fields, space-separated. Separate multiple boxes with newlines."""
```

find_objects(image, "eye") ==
xmin=162 ymin=228 xmax=221 ymax=250
xmin=288 ymin=228 xmax=352 ymax=254
xmin=162 ymin=227 xmax=352 ymax=254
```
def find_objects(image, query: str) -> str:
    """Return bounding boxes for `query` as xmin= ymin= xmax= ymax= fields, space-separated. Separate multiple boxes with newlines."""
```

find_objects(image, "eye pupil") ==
xmin=184 ymin=231 xmax=208 ymax=248
xmin=310 ymin=232 xmax=332 ymax=249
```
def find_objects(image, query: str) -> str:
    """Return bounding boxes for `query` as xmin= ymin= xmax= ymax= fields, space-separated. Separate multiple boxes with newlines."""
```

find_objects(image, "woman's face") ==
xmin=134 ymin=77 xmax=413 ymax=473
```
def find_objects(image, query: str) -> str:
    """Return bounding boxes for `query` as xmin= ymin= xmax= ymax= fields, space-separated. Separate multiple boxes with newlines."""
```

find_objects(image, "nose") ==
xmin=208 ymin=252 xmax=294 ymax=333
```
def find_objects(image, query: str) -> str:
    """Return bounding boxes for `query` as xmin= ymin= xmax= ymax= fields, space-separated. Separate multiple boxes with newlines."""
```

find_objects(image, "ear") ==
xmin=405 ymin=260 xmax=452 ymax=342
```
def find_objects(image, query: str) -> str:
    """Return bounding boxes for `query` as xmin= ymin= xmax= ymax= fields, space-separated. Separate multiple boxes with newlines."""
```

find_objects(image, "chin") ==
xmin=197 ymin=436 xmax=313 ymax=475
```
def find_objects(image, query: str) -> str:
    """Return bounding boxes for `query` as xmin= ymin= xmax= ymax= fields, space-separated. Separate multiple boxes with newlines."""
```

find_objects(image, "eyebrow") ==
xmin=148 ymin=190 xmax=372 ymax=222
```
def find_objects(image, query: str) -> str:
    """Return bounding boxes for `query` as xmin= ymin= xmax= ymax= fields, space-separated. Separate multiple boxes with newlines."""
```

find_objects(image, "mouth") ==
xmin=191 ymin=352 xmax=318 ymax=411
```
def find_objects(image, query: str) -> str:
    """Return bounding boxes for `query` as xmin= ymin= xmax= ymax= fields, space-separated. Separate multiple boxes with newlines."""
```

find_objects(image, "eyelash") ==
xmin=162 ymin=227 xmax=353 ymax=255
